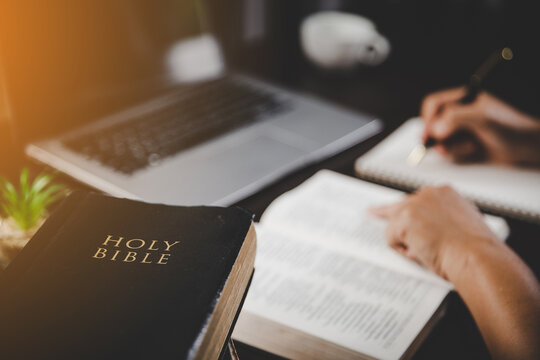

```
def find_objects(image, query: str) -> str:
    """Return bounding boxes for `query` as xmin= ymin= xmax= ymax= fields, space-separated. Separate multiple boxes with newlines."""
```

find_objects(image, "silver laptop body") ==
xmin=27 ymin=73 xmax=381 ymax=206
xmin=3 ymin=1 xmax=381 ymax=205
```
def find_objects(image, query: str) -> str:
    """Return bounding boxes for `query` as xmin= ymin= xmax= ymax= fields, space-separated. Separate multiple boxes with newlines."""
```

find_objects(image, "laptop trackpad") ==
xmin=143 ymin=134 xmax=307 ymax=205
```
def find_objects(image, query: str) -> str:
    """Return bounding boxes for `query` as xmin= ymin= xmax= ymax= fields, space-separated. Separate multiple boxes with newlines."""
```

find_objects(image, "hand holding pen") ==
xmin=407 ymin=47 xmax=540 ymax=167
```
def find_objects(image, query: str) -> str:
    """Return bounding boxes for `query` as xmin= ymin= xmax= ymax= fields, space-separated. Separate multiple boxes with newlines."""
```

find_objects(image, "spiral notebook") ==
xmin=355 ymin=118 xmax=540 ymax=223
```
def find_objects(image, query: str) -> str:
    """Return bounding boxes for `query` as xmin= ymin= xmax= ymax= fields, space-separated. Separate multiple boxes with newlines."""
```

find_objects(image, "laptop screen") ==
xmin=0 ymin=0 xmax=207 ymax=142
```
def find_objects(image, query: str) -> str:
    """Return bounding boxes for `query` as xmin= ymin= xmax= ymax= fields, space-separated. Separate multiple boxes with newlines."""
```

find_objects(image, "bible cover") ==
xmin=0 ymin=191 xmax=255 ymax=359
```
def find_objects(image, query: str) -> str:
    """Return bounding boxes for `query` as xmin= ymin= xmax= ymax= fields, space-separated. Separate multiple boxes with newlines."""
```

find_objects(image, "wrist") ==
xmin=508 ymin=116 xmax=540 ymax=166
xmin=440 ymin=235 xmax=499 ymax=284
xmin=515 ymin=127 xmax=540 ymax=166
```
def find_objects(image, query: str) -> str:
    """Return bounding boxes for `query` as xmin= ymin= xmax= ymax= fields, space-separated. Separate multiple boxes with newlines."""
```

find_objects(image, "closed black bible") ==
xmin=0 ymin=191 xmax=256 ymax=360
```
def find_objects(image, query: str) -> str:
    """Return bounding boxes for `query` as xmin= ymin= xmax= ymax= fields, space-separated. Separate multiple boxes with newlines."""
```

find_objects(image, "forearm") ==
xmin=447 ymin=240 xmax=540 ymax=359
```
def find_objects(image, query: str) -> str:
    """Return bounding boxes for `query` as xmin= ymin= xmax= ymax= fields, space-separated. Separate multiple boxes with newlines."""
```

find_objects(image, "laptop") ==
xmin=0 ymin=1 xmax=381 ymax=206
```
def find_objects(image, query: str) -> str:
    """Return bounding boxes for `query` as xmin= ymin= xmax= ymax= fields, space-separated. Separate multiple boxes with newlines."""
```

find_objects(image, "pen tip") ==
xmin=406 ymin=144 xmax=427 ymax=167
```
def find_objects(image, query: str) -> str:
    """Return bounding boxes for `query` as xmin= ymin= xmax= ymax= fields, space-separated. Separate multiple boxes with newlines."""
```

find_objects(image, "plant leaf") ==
xmin=0 ymin=169 xmax=67 ymax=230
xmin=19 ymin=168 xmax=29 ymax=200
xmin=29 ymin=173 xmax=54 ymax=196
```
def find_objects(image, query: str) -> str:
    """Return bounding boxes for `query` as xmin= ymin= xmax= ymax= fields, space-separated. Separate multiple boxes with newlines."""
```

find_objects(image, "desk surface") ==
xmin=1 ymin=73 xmax=539 ymax=360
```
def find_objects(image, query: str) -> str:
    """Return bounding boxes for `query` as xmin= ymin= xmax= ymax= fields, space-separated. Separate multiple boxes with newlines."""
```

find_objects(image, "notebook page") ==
xmin=259 ymin=170 xmax=509 ymax=286
xmin=241 ymin=224 xmax=450 ymax=360
xmin=355 ymin=118 xmax=540 ymax=222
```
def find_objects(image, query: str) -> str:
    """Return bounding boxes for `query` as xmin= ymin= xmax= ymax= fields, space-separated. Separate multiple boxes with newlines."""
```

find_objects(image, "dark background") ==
xmin=210 ymin=0 xmax=540 ymax=113
xmin=2 ymin=0 xmax=540 ymax=157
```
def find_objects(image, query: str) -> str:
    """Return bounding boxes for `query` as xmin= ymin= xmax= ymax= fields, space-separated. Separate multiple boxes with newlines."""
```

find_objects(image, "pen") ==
xmin=406 ymin=47 xmax=514 ymax=166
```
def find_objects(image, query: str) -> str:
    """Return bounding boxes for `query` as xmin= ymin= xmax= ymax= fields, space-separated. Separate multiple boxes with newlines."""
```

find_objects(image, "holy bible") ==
xmin=0 ymin=191 xmax=256 ymax=360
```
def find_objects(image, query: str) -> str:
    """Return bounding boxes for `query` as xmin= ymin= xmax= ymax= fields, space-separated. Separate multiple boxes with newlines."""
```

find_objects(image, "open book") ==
xmin=355 ymin=118 xmax=540 ymax=223
xmin=232 ymin=170 xmax=509 ymax=360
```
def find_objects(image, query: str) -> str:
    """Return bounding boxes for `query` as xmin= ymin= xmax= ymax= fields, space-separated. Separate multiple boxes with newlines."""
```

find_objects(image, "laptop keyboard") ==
xmin=63 ymin=77 xmax=291 ymax=174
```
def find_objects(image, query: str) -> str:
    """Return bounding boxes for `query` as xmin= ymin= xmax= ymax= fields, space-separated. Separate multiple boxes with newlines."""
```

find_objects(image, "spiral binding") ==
xmin=355 ymin=163 xmax=540 ymax=225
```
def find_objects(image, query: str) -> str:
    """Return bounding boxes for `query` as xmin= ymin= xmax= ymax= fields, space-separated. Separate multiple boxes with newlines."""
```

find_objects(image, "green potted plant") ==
xmin=0 ymin=168 xmax=67 ymax=268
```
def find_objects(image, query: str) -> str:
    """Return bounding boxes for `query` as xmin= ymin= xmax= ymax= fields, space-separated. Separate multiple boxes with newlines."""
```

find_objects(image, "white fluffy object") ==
xmin=300 ymin=11 xmax=391 ymax=69
xmin=166 ymin=34 xmax=225 ymax=83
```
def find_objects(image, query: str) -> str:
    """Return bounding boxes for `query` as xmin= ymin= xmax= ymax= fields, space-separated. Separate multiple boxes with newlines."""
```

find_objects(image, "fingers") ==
xmin=373 ymin=186 xmax=492 ymax=277
xmin=422 ymin=89 xmax=538 ymax=165
xmin=384 ymin=205 xmax=426 ymax=264
xmin=429 ymin=104 xmax=477 ymax=140
xmin=371 ymin=198 xmax=415 ymax=258
xmin=421 ymin=87 xmax=470 ymax=143
xmin=421 ymin=87 xmax=466 ymax=125
xmin=426 ymin=104 xmax=488 ymax=163
xmin=373 ymin=188 xmax=439 ymax=263
xmin=385 ymin=216 xmax=407 ymax=251
xmin=421 ymin=89 xmax=490 ymax=159
xmin=369 ymin=202 xmax=403 ymax=219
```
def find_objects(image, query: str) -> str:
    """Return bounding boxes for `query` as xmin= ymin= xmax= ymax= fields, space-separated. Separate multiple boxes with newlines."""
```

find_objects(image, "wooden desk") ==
xmin=2 ymin=75 xmax=539 ymax=360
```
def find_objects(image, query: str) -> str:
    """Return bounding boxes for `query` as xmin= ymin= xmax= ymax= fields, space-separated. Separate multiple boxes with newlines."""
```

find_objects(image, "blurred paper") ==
xmin=356 ymin=118 xmax=540 ymax=223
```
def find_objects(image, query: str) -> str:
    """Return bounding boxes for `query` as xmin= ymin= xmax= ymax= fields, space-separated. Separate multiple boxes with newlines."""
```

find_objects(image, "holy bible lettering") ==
xmin=92 ymin=235 xmax=181 ymax=264
xmin=0 ymin=191 xmax=256 ymax=359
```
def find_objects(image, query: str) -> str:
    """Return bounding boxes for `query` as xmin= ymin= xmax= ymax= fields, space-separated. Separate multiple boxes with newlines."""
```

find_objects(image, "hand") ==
xmin=373 ymin=186 xmax=540 ymax=360
xmin=420 ymin=87 xmax=540 ymax=166
xmin=370 ymin=185 xmax=498 ymax=281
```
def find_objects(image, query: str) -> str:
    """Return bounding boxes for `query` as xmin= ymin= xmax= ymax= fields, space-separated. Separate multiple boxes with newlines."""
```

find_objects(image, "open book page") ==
xmin=238 ymin=170 xmax=509 ymax=359
xmin=354 ymin=118 xmax=540 ymax=222
xmin=259 ymin=170 xmax=509 ymax=286
xmin=242 ymin=224 xmax=450 ymax=360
